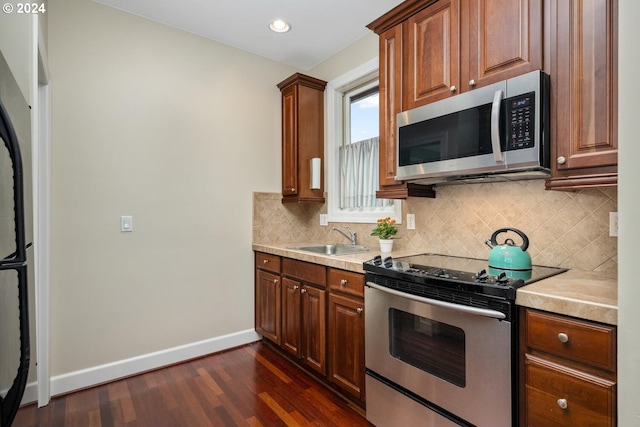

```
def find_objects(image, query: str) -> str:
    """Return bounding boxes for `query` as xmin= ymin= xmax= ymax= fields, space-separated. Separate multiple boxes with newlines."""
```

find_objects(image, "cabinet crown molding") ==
xmin=367 ymin=0 xmax=437 ymax=34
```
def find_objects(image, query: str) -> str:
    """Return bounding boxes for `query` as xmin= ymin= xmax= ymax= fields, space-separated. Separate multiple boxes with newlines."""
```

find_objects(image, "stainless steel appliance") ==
xmin=363 ymin=254 xmax=566 ymax=427
xmin=396 ymin=70 xmax=550 ymax=185
xmin=0 ymin=51 xmax=32 ymax=427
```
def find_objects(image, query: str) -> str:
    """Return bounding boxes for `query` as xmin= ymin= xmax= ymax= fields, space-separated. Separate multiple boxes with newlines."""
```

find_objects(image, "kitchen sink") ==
xmin=290 ymin=244 xmax=371 ymax=256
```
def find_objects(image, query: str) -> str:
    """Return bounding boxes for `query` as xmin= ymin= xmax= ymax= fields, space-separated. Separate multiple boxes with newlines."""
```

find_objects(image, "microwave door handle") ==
xmin=366 ymin=282 xmax=506 ymax=320
xmin=491 ymin=90 xmax=504 ymax=163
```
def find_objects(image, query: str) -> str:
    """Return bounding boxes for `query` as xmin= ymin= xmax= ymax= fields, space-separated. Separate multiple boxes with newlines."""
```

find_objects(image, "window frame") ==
xmin=325 ymin=58 xmax=402 ymax=224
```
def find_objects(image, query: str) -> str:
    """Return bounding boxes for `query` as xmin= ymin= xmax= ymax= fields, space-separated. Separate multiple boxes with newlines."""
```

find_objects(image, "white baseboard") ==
xmin=21 ymin=329 xmax=261 ymax=405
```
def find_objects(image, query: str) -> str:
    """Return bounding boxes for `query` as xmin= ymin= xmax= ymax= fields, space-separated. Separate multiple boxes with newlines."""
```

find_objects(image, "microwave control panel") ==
xmin=506 ymin=92 xmax=535 ymax=150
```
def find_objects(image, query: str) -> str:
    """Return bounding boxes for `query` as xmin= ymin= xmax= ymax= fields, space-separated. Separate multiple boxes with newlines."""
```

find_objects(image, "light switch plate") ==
xmin=319 ymin=214 xmax=328 ymax=226
xmin=121 ymin=215 xmax=133 ymax=232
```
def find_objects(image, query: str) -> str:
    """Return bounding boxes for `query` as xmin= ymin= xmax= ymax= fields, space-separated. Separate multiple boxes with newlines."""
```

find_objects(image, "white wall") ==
xmin=0 ymin=3 xmax=32 ymax=101
xmin=47 ymin=0 xmax=294 ymax=378
xmin=617 ymin=0 xmax=640 ymax=424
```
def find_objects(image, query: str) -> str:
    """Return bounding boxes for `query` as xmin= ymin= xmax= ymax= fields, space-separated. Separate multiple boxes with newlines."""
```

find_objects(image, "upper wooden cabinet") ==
xmin=277 ymin=73 xmax=327 ymax=203
xmin=369 ymin=0 xmax=542 ymax=198
xmin=463 ymin=0 xmax=543 ymax=92
xmin=545 ymin=0 xmax=618 ymax=190
xmin=402 ymin=0 xmax=461 ymax=110
xmin=370 ymin=0 xmax=617 ymax=192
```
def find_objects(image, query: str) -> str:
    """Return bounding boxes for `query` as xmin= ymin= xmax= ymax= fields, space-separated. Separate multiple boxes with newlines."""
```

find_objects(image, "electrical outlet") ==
xmin=609 ymin=212 xmax=618 ymax=237
xmin=319 ymin=214 xmax=328 ymax=226
xmin=406 ymin=214 xmax=416 ymax=230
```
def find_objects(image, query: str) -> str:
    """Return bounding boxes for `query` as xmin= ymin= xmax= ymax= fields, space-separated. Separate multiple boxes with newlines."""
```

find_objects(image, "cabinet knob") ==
xmin=301 ymin=288 xmax=307 ymax=294
xmin=469 ymin=79 xmax=476 ymax=87
xmin=263 ymin=259 xmax=269 ymax=264
xmin=273 ymin=279 xmax=278 ymax=284
xmin=557 ymin=398 xmax=568 ymax=410
xmin=557 ymin=332 xmax=569 ymax=343
xmin=291 ymin=187 xmax=296 ymax=192
xmin=450 ymin=85 xmax=457 ymax=92
xmin=340 ymin=279 xmax=347 ymax=286
xmin=293 ymin=285 xmax=299 ymax=290
xmin=356 ymin=308 xmax=363 ymax=314
xmin=557 ymin=156 xmax=567 ymax=165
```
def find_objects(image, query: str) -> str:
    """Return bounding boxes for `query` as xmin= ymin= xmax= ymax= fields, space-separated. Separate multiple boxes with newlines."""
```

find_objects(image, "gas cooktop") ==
xmin=363 ymin=253 xmax=567 ymax=300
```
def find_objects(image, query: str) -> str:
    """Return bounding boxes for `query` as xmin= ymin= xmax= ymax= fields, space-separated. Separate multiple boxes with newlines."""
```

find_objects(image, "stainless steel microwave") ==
xmin=396 ymin=70 xmax=550 ymax=185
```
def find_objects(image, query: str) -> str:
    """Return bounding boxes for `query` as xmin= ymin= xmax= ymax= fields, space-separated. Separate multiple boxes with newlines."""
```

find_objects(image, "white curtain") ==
xmin=339 ymin=137 xmax=392 ymax=209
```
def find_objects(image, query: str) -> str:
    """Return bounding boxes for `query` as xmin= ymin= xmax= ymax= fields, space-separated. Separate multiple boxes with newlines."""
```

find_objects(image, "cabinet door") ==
xmin=378 ymin=24 xmax=404 ymax=191
xmin=255 ymin=269 xmax=281 ymax=345
xmin=464 ymin=0 xmax=543 ymax=90
xmin=301 ymin=285 xmax=326 ymax=375
xmin=328 ymin=293 xmax=365 ymax=401
xmin=547 ymin=0 xmax=618 ymax=188
xmin=524 ymin=355 xmax=616 ymax=427
xmin=281 ymin=85 xmax=298 ymax=197
xmin=403 ymin=0 xmax=461 ymax=110
xmin=281 ymin=277 xmax=301 ymax=357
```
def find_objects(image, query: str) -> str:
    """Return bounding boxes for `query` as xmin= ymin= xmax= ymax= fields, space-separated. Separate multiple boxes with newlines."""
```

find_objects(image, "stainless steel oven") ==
xmin=363 ymin=254 xmax=566 ymax=427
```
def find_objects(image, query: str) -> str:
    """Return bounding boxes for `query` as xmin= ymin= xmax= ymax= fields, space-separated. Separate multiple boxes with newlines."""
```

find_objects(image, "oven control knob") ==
xmin=436 ymin=269 xmax=449 ymax=278
xmin=383 ymin=256 xmax=393 ymax=268
xmin=372 ymin=255 xmax=382 ymax=266
xmin=476 ymin=269 xmax=489 ymax=282
xmin=495 ymin=272 xmax=509 ymax=285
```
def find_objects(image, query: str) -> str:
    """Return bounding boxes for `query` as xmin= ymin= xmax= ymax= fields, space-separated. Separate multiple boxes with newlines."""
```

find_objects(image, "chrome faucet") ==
xmin=333 ymin=225 xmax=357 ymax=245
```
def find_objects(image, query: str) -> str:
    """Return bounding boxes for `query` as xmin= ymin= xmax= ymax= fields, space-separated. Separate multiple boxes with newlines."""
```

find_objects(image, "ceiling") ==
xmin=93 ymin=0 xmax=405 ymax=71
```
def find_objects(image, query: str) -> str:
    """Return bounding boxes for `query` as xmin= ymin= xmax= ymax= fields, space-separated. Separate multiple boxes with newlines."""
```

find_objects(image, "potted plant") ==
xmin=371 ymin=217 xmax=398 ymax=252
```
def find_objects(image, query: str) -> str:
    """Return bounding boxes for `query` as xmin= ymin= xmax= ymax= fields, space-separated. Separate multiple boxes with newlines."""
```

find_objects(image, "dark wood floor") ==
xmin=13 ymin=341 xmax=372 ymax=427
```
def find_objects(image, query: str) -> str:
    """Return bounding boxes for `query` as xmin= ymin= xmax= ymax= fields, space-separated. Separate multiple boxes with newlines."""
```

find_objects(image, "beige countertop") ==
xmin=252 ymin=242 xmax=421 ymax=273
xmin=516 ymin=269 xmax=617 ymax=325
xmin=253 ymin=243 xmax=618 ymax=325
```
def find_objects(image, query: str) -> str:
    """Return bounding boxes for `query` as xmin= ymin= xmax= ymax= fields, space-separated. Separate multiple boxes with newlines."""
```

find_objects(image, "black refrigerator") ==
xmin=0 ymin=51 xmax=32 ymax=427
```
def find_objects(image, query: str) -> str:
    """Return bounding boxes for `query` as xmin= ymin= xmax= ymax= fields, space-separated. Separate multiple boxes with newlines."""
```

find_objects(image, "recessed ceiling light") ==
xmin=269 ymin=19 xmax=291 ymax=33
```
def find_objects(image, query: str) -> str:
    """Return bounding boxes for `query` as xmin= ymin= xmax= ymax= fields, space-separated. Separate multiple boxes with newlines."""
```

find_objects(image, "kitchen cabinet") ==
xmin=277 ymin=73 xmax=327 ymax=203
xmin=368 ymin=0 xmax=542 ymax=198
xmin=545 ymin=0 xmax=618 ymax=190
xmin=281 ymin=258 xmax=327 ymax=375
xmin=255 ymin=252 xmax=282 ymax=345
xmin=327 ymin=268 xmax=365 ymax=404
xmin=520 ymin=308 xmax=617 ymax=427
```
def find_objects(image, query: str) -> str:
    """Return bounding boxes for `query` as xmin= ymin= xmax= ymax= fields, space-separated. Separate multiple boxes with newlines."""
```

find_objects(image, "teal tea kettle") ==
xmin=486 ymin=228 xmax=532 ymax=272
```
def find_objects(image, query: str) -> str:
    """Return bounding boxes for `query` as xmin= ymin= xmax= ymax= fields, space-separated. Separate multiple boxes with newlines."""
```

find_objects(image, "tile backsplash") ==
xmin=253 ymin=180 xmax=617 ymax=273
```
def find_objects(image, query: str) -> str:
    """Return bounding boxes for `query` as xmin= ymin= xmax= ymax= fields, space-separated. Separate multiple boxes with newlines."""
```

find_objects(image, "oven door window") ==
xmin=389 ymin=308 xmax=465 ymax=387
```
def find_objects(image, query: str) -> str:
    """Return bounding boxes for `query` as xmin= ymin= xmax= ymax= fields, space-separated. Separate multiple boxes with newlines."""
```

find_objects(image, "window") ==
xmin=326 ymin=59 xmax=401 ymax=224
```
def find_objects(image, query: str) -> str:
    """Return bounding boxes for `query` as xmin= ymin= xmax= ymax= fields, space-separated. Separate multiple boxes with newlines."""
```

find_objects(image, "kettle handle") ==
xmin=489 ymin=228 xmax=529 ymax=251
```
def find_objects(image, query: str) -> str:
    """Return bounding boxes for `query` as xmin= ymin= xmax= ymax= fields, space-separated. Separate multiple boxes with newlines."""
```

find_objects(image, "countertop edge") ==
xmin=515 ymin=270 xmax=618 ymax=325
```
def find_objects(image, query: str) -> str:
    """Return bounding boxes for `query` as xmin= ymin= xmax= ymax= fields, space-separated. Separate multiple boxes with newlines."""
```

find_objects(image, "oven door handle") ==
xmin=366 ymin=282 xmax=506 ymax=320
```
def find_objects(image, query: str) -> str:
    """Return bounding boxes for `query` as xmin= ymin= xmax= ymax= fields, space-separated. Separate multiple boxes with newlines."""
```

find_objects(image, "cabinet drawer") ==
xmin=328 ymin=269 xmax=364 ymax=297
xmin=282 ymin=258 xmax=326 ymax=287
xmin=524 ymin=355 xmax=616 ymax=427
xmin=525 ymin=309 xmax=616 ymax=371
xmin=256 ymin=252 xmax=281 ymax=274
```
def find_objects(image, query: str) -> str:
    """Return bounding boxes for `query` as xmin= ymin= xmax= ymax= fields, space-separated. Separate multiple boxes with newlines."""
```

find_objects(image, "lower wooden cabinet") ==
xmin=328 ymin=292 xmax=365 ymax=402
xmin=520 ymin=308 xmax=617 ymax=427
xmin=255 ymin=253 xmax=281 ymax=345
xmin=254 ymin=252 xmax=366 ymax=407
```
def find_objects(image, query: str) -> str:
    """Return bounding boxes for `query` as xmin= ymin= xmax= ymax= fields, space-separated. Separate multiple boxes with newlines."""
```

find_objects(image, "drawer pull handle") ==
xmin=557 ymin=398 xmax=568 ymax=410
xmin=557 ymin=333 xmax=569 ymax=343
xmin=340 ymin=279 xmax=347 ymax=285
